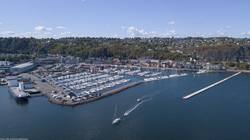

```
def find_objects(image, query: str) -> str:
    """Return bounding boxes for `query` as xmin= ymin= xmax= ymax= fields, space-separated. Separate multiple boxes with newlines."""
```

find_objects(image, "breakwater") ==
xmin=43 ymin=82 xmax=141 ymax=106
xmin=183 ymin=71 xmax=241 ymax=100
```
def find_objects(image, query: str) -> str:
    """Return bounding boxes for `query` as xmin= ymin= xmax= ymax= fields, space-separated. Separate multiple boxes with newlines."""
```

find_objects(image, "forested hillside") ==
xmin=1 ymin=37 xmax=250 ymax=62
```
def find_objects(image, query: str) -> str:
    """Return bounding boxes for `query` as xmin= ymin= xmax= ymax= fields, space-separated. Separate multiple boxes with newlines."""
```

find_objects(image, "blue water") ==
xmin=1 ymin=70 xmax=250 ymax=140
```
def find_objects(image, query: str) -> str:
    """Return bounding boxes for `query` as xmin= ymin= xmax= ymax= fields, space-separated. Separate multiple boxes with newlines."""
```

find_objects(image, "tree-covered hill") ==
xmin=1 ymin=37 xmax=250 ymax=62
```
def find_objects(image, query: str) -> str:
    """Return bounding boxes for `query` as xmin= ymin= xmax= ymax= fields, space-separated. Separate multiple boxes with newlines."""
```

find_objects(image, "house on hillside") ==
xmin=171 ymin=50 xmax=176 ymax=53
xmin=113 ymin=58 xmax=120 ymax=63
xmin=206 ymin=64 xmax=223 ymax=70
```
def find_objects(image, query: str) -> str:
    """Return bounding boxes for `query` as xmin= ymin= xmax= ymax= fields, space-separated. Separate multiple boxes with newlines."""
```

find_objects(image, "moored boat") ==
xmin=8 ymin=77 xmax=28 ymax=101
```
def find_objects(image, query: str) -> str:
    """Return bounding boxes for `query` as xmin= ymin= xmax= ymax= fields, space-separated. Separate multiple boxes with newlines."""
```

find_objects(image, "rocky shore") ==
xmin=42 ymin=82 xmax=141 ymax=106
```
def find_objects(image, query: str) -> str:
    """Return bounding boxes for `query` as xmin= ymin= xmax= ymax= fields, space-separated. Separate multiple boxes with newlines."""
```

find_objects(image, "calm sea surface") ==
xmin=0 ymin=70 xmax=250 ymax=140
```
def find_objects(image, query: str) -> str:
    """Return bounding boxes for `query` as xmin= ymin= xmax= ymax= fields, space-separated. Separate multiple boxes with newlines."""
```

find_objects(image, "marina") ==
xmin=40 ymin=67 xmax=188 ymax=106
xmin=5 ymin=65 xmax=187 ymax=106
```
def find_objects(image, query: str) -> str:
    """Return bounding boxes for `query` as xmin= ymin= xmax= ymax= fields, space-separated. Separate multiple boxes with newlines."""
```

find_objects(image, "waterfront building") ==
xmin=206 ymin=64 xmax=223 ymax=70
xmin=10 ymin=62 xmax=35 ymax=73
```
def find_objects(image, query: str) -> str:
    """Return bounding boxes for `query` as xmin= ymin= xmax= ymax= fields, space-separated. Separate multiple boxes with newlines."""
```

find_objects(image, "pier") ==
xmin=183 ymin=71 xmax=241 ymax=100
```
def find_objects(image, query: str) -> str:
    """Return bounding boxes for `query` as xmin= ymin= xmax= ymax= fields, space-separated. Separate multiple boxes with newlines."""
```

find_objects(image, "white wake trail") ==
xmin=123 ymin=89 xmax=164 ymax=117
xmin=124 ymin=97 xmax=152 ymax=116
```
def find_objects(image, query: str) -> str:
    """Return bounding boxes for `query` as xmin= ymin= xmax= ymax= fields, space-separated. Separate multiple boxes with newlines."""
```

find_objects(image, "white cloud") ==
xmin=13 ymin=31 xmax=42 ymax=38
xmin=148 ymin=31 xmax=160 ymax=37
xmin=37 ymin=35 xmax=48 ymax=38
xmin=61 ymin=32 xmax=72 ymax=35
xmin=196 ymin=32 xmax=201 ymax=35
xmin=35 ymin=26 xmax=52 ymax=31
xmin=126 ymin=27 xmax=179 ymax=37
xmin=61 ymin=32 xmax=77 ymax=37
xmin=166 ymin=21 xmax=175 ymax=25
xmin=33 ymin=31 xmax=40 ymax=34
xmin=56 ymin=26 xmax=67 ymax=29
xmin=241 ymin=31 xmax=250 ymax=36
xmin=226 ymin=26 xmax=233 ymax=29
xmin=208 ymin=33 xmax=212 ymax=36
xmin=0 ymin=22 xmax=2 ymax=24
xmin=44 ymin=32 xmax=51 ymax=35
xmin=162 ymin=29 xmax=178 ymax=36
xmin=127 ymin=27 xmax=148 ymax=37
xmin=107 ymin=24 xmax=109 ymax=26
xmin=217 ymin=30 xmax=227 ymax=36
xmin=195 ymin=31 xmax=205 ymax=37
xmin=122 ymin=26 xmax=126 ymax=30
xmin=23 ymin=32 xmax=32 ymax=35
xmin=114 ymin=34 xmax=119 ymax=37
xmin=1 ymin=31 xmax=15 ymax=35
xmin=82 ymin=0 xmax=85 ymax=1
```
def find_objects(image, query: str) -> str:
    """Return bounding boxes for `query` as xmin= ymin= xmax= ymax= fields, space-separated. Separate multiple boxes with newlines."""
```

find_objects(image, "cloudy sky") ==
xmin=0 ymin=0 xmax=249 ymax=38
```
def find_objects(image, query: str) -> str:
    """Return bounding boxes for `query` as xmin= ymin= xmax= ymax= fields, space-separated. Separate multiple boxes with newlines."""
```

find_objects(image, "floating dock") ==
xmin=183 ymin=71 xmax=241 ymax=100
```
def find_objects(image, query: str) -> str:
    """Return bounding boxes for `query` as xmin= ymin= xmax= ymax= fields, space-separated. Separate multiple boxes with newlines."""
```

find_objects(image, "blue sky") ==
xmin=0 ymin=0 xmax=250 ymax=38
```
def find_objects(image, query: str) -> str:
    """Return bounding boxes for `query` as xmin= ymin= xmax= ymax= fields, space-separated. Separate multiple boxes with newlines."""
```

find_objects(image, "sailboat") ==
xmin=112 ymin=104 xmax=120 ymax=125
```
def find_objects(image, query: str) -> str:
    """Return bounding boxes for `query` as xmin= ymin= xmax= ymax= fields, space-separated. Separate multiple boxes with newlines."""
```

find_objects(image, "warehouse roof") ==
xmin=11 ymin=62 xmax=34 ymax=69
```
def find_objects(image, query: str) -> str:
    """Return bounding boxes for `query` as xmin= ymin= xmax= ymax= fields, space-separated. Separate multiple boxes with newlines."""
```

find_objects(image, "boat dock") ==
xmin=183 ymin=71 xmax=241 ymax=100
xmin=142 ymin=73 xmax=188 ymax=83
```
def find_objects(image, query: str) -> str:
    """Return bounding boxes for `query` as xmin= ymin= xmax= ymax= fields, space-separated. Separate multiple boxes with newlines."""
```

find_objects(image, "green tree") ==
xmin=205 ymin=56 xmax=210 ymax=61
xmin=210 ymin=61 xmax=218 ymax=65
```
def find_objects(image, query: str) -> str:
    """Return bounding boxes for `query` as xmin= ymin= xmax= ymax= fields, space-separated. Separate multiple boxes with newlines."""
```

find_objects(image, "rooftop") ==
xmin=11 ymin=62 xmax=34 ymax=69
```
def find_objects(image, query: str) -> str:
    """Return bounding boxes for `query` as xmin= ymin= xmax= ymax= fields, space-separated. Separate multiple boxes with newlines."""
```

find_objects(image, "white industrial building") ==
xmin=10 ymin=62 xmax=35 ymax=73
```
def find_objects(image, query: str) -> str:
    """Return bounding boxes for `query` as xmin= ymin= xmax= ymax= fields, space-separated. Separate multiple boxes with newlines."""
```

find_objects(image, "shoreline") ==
xmin=82 ymin=63 xmax=249 ymax=73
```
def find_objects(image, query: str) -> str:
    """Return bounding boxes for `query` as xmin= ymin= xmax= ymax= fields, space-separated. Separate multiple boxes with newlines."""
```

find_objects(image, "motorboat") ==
xmin=137 ymin=99 xmax=140 ymax=102
xmin=112 ymin=118 xmax=121 ymax=125
xmin=112 ymin=104 xmax=120 ymax=125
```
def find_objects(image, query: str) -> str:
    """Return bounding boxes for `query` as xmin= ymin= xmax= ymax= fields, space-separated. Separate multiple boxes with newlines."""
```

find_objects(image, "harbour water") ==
xmin=1 ymin=70 xmax=250 ymax=140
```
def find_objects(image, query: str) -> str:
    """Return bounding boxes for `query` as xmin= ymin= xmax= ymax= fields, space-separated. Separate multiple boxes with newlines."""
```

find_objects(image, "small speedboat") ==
xmin=137 ymin=99 xmax=140 ymax=102
xmin=112 ymin=118 xmax=121 ymax=125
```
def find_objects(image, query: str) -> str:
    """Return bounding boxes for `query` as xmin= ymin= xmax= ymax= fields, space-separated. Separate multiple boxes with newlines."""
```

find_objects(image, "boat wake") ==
xmin=124 ymin=97 xmax=152 ymax=116
xmin=123 ymin=90 xmax=161 ymax=116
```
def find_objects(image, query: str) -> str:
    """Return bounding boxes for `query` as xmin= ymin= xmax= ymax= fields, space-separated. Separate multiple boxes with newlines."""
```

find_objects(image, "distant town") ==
xmin=0 ymin=36 xmax=250 ymax=77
